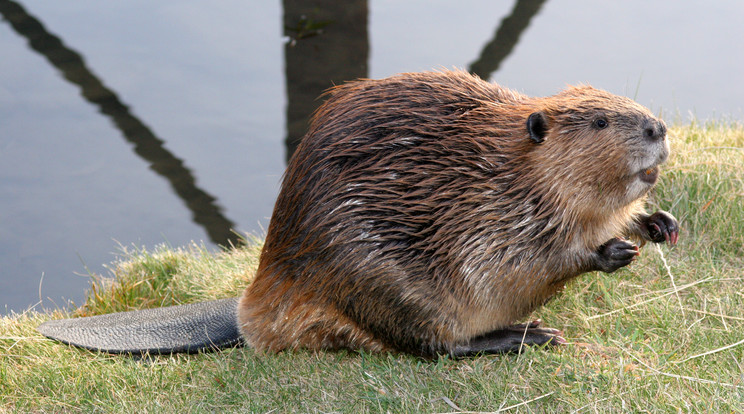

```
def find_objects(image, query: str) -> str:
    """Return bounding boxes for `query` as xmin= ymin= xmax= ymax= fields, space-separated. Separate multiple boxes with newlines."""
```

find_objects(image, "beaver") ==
xmin=38 ymin=70 xmax=678 ymax=357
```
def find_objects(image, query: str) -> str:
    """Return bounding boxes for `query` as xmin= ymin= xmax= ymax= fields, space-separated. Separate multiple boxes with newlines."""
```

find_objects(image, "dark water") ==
xmin=1 ymin=0 xmax=742 ymax=314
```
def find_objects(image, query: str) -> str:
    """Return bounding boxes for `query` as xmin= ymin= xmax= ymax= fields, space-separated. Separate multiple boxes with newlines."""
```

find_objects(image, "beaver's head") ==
xmin=524 ymin=86 xmax=669 ymax=211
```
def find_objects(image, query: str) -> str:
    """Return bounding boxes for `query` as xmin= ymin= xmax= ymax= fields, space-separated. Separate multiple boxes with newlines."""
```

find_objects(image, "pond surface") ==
xmin=1 ymin=0 xmax=742 ymax=314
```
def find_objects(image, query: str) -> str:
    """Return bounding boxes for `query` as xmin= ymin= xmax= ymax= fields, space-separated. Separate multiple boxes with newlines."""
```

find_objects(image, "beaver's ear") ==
xmin=526 ymin=111 xmax=548 ymax=144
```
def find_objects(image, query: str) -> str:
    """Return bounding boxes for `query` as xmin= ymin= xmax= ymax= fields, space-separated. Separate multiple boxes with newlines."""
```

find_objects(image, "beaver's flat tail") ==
xmin=37 ymin=297 xmax=243 ymax=354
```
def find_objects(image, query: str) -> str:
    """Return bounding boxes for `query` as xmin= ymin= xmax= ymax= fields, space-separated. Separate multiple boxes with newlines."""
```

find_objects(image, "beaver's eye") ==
xmin=593 ymin=118 xmax=608 ymax=129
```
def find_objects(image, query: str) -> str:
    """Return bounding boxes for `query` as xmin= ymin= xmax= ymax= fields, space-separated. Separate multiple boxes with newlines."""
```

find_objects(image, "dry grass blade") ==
xmin=618 ymin=346 xmax=744 ymax=389
xmin=654 ymin=244 xmax=685 ymax=319
xmin=674 ymin=337 xmax=744 ymax=364
xmin=435 ymin=392 xmax=555 ymax=414
xmin=585 ymin=277 xmax=713 ymax=320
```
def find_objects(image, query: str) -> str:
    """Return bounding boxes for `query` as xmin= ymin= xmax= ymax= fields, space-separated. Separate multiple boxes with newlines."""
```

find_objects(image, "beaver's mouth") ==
xmin=639 ymin=166 xmax=660 ymax=184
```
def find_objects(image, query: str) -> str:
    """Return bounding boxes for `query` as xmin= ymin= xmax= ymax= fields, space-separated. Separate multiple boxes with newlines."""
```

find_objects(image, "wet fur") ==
xmin=238 ymin=70 xmax=669 ymax=357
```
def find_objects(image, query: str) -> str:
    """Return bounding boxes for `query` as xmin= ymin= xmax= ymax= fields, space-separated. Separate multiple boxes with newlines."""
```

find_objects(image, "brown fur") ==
xmin=237 ymin=70 xmax=670 ymax=357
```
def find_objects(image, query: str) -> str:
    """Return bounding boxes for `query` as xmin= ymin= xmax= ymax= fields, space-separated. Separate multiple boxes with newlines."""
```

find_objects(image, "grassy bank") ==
xmin=2 ymin=122 xmax=743 ymax=413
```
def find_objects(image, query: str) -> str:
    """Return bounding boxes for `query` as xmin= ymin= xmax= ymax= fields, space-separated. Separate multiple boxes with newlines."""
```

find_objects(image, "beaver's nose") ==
xmin=643 ymin=118 xmax=667 ymax=141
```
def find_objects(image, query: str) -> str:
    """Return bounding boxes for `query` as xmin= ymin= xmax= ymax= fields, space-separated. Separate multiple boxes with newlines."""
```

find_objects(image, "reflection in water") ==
xmin=283 ymin=0 xmax=369 ymax=162
xmin=0 ymin=0 xmax=241 ymax=247
xmin=469 ymin=0 xmax=546 ymax=80
xmin=281 ymin=0 xmax=543 ymax=161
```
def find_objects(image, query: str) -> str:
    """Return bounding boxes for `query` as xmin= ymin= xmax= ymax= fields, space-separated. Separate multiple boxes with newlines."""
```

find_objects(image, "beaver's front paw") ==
xmin=644 ymin=211 xmax=679 ymax=246
xmin=595 ymin=237 xmax=639 ymax=273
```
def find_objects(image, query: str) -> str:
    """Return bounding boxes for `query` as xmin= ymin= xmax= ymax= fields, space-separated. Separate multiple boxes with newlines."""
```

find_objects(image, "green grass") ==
xmin=2 ymin=122 xmax=743 ymax=413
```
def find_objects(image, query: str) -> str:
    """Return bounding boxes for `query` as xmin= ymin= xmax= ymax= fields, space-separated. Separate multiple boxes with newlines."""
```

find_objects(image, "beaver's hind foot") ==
xmin=450 ymin=320 xmax=564 ymax=357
